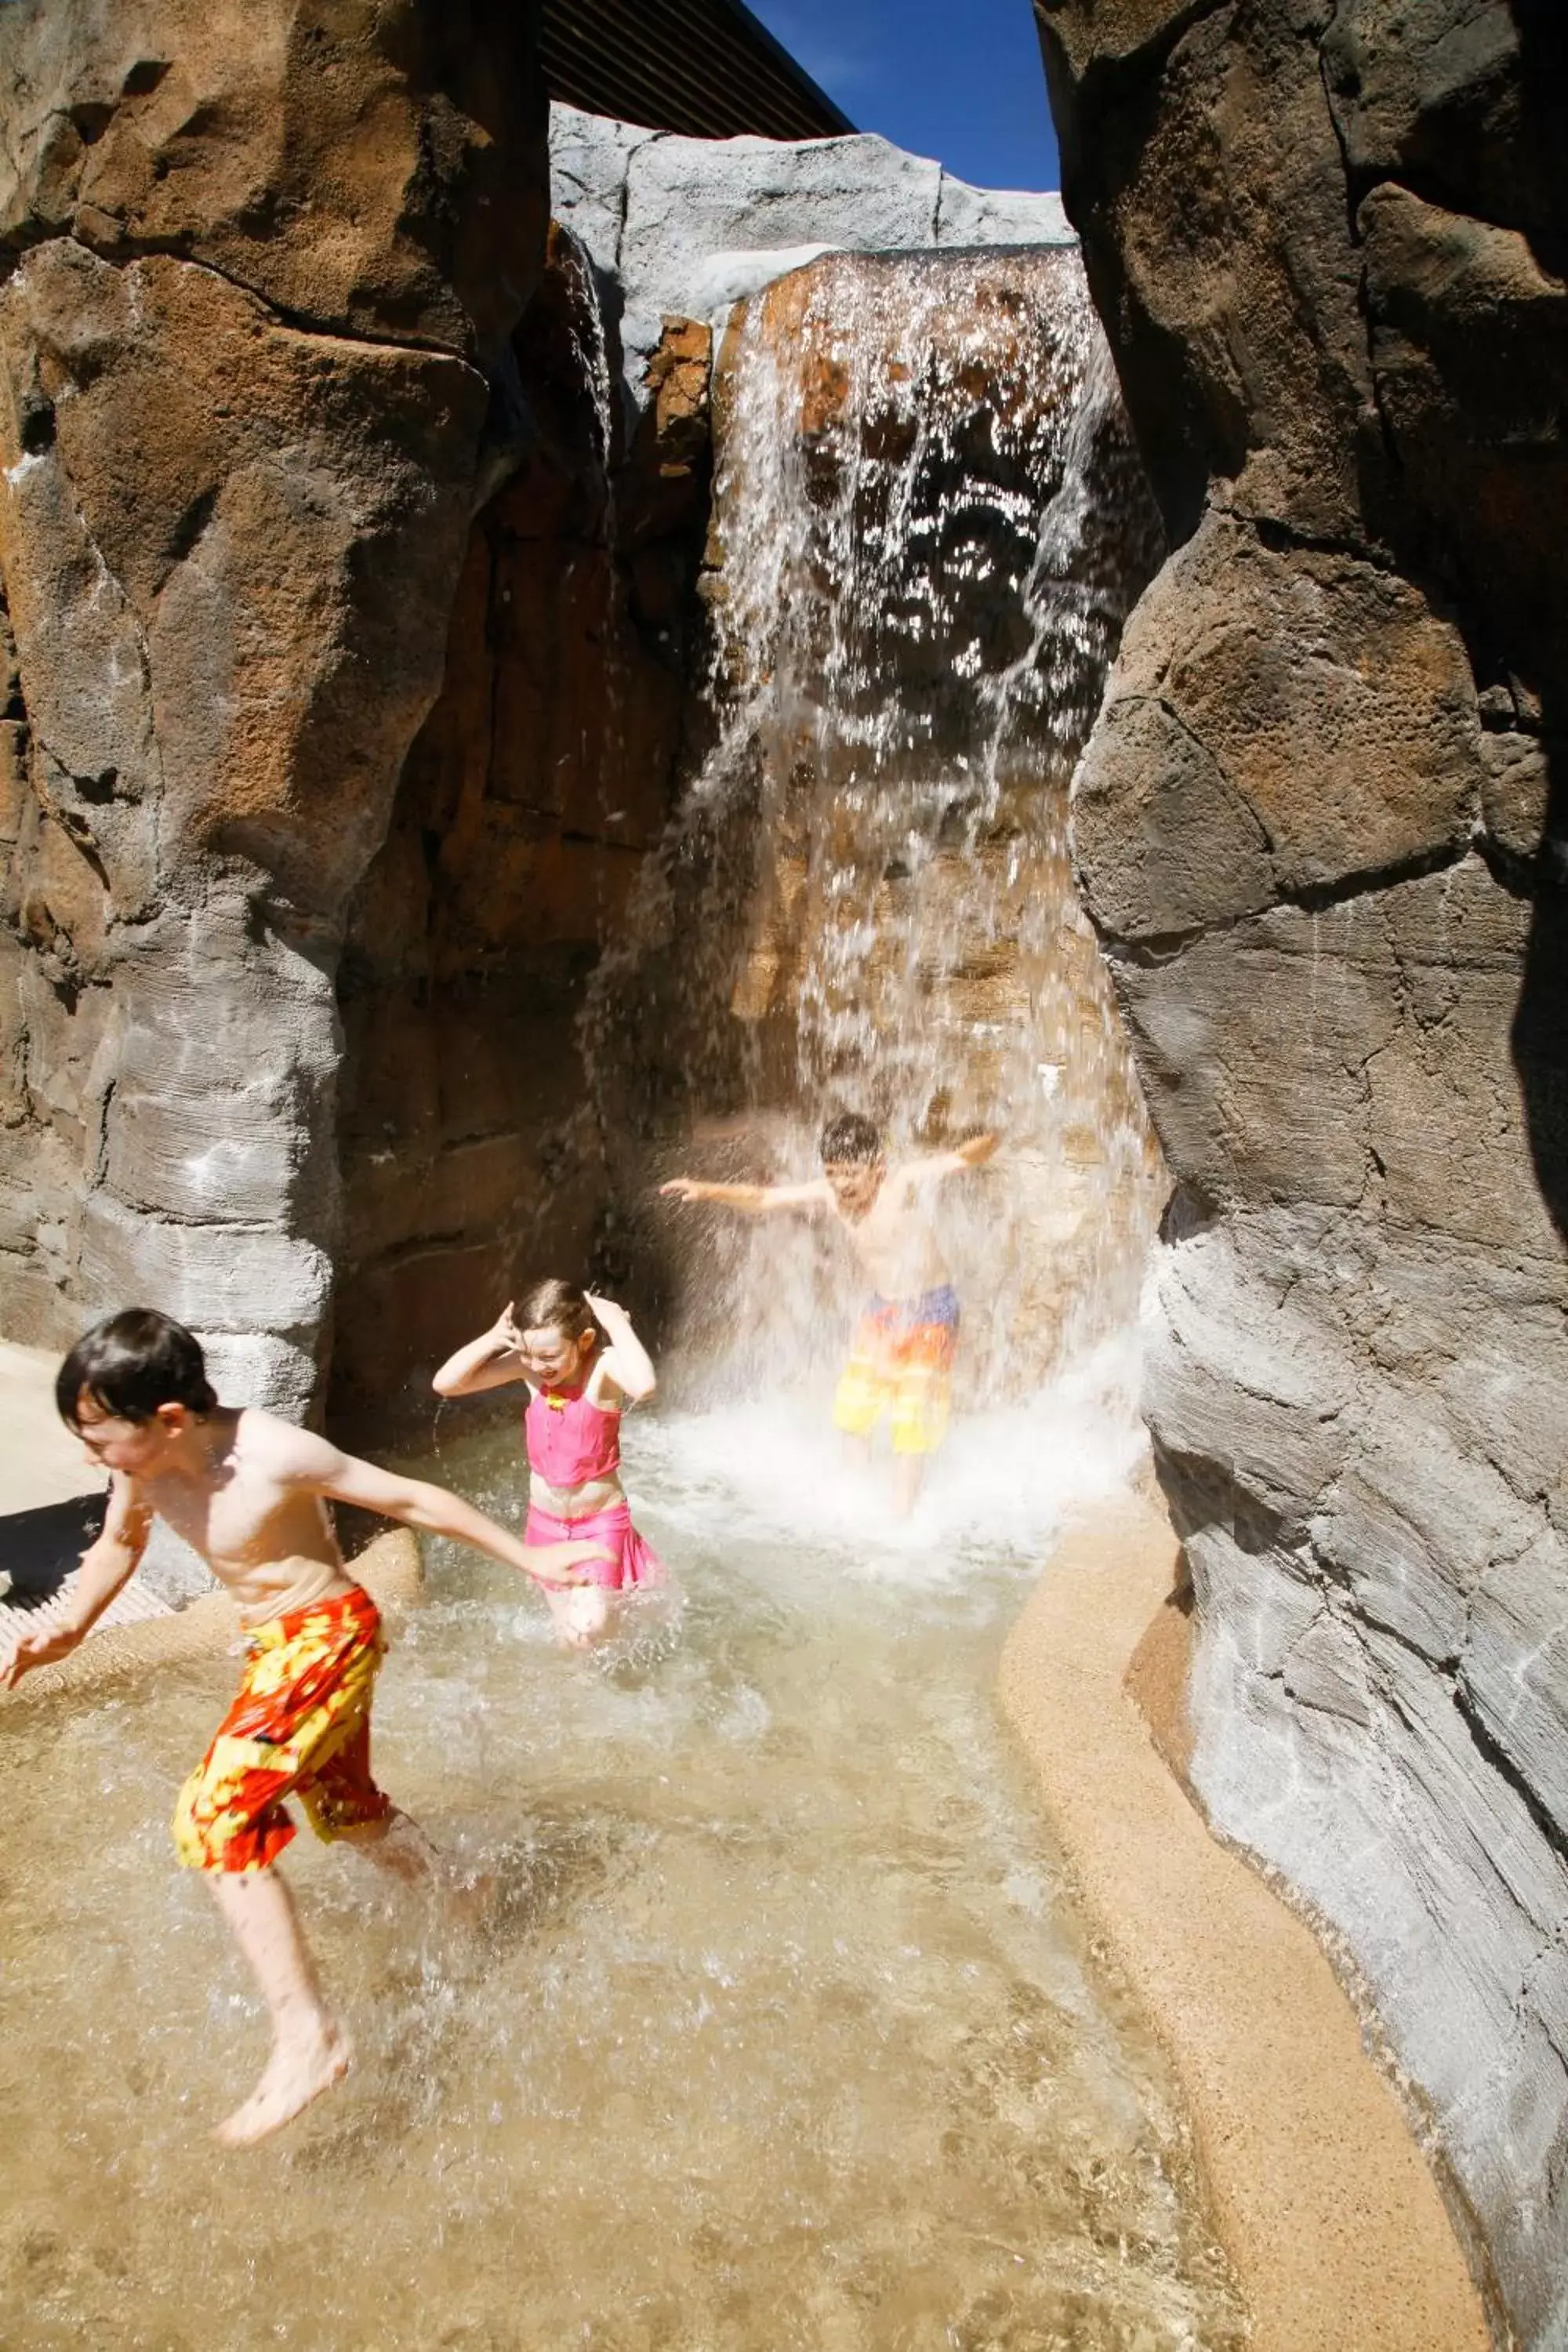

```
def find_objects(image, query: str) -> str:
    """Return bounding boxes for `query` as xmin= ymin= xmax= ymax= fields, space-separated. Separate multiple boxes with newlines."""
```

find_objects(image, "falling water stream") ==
xmin=0 ymin=250 xmax=1247 ymax=2347
xmin=586 ymin=249 xmax=1163 ymax=1400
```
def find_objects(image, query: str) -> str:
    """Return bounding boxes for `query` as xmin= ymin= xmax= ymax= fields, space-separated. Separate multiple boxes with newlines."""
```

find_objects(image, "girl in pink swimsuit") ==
xmin=433 ymin=1279 xmax=663 ymax=1647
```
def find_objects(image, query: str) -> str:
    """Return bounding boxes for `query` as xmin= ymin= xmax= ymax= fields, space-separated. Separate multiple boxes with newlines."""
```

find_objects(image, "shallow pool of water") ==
xmin=1 ymin=1381 xmax=1242 ymax=2350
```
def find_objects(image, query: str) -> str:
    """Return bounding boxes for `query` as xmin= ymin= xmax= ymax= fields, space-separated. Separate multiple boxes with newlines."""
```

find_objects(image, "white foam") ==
xmin=631 ymin=1331 xmax=1146 ymax=1586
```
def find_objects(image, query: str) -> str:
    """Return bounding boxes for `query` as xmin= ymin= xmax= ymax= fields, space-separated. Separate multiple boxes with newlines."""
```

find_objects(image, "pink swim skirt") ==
xmin=524 ymin=1497 xmax=664 ymax=1592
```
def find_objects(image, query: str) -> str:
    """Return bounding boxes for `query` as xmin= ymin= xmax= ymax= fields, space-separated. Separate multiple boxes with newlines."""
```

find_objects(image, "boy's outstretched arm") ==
xmin=1 ymin=1475 xmax=152 ymax=1688
xmin=275 ymin=1428 xmax=608 ymax=1589
xmin=903 ymin=1131 xmax=1000 ymax=1185
xmin=954 ymin=1131 xmax=1000 ymax=1168
xmin=659 ymin=1175 xmax=832 ymax=1215
xmin=584 ymin=1292 xmax=658 ymax=1403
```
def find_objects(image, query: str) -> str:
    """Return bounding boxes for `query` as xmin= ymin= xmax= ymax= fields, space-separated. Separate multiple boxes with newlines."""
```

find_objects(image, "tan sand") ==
xmin=0 ymin=1336 xmax=102 ymax=1512
xmin=1000 ymin=1488 xmax=1494 ymax=2352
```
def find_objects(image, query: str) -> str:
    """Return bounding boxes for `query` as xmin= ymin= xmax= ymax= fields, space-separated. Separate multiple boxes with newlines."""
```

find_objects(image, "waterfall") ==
xmin=589 ymin=245 xmax=1164 ymax=1412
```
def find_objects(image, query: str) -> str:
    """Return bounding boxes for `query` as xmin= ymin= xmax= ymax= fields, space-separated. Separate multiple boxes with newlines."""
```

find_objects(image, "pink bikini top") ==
xmin=524 ymin=1384 xmax=622 ymax=1487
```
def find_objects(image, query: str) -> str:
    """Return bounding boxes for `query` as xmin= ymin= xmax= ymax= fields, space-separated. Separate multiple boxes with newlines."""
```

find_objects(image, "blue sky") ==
xmin=746 ymin=0 xmax=1061 ymax=191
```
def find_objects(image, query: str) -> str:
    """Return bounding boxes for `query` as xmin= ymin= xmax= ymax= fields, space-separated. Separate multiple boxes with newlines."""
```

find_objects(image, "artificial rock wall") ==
xmin=329 ymin=224 xmax=712 ymax=1425
xmin=0 ymin=0 xmax=549 ymax=1417
xmin=1042 ymin=0 xmax=1568 ymax=2336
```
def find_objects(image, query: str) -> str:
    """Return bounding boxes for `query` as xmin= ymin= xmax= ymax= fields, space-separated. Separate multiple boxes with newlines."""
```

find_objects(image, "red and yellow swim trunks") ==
xmin=172 ymin=1584 xmax=392 ymax=1874
xmin=832 ymin=1284 xmax=960 ymax=1457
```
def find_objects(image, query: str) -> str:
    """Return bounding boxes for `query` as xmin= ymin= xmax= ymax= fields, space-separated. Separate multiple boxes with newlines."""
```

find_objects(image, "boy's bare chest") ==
xmin=850 ymin=1186 xmax=922 ymax=1252
xmin=145 ymin=1465 xmax=326 ymax=1567
xmin=839 ymin=1185 xmax=934 ymax=1283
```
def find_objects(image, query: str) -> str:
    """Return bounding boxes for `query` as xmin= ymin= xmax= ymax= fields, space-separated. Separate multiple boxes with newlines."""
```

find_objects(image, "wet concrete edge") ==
xmin=999 ymin=1486 xmax=1496 ymax=2352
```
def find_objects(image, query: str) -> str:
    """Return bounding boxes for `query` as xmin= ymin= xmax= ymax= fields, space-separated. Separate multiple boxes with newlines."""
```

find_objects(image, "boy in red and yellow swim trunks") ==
xmin=662 ymin=1113 xmax=996 ymax=1515
xmin=172 ymin=1581 xmax=394 ymax=1874
xmin=2 ymin=1308 xmax=608 ymax=2147
xmin=831 ymin=1283 xmax=961 ymax=1464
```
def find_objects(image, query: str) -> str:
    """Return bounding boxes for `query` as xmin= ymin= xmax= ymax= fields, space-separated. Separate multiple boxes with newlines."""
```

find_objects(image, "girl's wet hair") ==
xmin=56 ymin=1308 xmax=218 ymax=1428
xmin=518 ymin=1278 xmax=600 ymax=1345
xmin=818 ymin=1111 xmax=884 ymax=1166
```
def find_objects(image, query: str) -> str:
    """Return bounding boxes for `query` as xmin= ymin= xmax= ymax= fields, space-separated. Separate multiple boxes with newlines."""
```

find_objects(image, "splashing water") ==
xmin=586 ymin=248 xmax=1164 ymax=1413
xmin=0 ymin=1399 xmax=1243 ymax=2350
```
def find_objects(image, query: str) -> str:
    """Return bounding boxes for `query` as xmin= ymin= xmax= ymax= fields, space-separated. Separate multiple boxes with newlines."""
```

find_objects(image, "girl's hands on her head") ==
xmin=494 ymin=1302 xmax=526 ymax=1355
xmin=583 ymin=1290 xmax=657 ymax=1402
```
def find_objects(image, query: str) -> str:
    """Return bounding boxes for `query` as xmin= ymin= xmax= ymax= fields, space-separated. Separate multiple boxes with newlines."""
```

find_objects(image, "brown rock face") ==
xmin=1040 ymin=0 xmax=1568 ymax=2334
xmin=2 ymin=238 xmax=485 ymax=909
xmin=330 ymin=234 xmax=710 ymax=1425
xmin=0 ymin=0 xmax=544 ymax=362
xmin=0 ymin=0 xmax=546 ymax=1422
xmin=1073 ymin=511 xmax=1483 ymax=930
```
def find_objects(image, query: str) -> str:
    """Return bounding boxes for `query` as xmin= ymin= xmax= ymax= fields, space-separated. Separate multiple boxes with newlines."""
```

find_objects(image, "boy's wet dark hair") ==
xmin=56 ymin=1308 xmax=218 ymax=1428
xmin=518 ymin=1278 xmax=599 ymax=1345
xmin=818 ymin=1112 xmax=884 ymax=1167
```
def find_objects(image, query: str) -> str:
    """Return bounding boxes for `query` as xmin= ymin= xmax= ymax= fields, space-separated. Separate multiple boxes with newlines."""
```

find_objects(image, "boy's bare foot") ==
xmin=213 ymin=2024 xmax=352 ymax=2147
xmin=891 ymin=1456 xmax=925 ymax=1520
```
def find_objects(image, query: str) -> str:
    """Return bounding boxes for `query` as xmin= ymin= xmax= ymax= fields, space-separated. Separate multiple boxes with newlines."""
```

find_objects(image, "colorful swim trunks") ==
xmin=172 ymin=1583 xmax=392 ymax=1874
xmin=832 ymin=1284 xmax=960 ymax=1457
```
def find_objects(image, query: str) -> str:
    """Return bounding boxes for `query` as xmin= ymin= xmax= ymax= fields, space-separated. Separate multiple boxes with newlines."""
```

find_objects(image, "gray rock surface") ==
xmin=1046 ymin=0 xmax=1568 ymax=2335
xmin=546 ymin=106 xmax=658 ymax=280
xmin=549 ymin=103 xmax=1075 ymax=400
xmin=935 ymin=176 xmax=1072 ymax=249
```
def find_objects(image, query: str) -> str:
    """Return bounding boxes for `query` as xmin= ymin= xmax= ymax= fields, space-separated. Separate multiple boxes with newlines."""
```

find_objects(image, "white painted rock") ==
xmin=549 ymin=103 xmax=1077 ymax=403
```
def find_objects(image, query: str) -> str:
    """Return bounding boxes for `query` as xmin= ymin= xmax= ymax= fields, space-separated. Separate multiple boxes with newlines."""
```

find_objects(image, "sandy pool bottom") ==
xmin=0 ymin=1405 xmax=1243 ymax=2351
